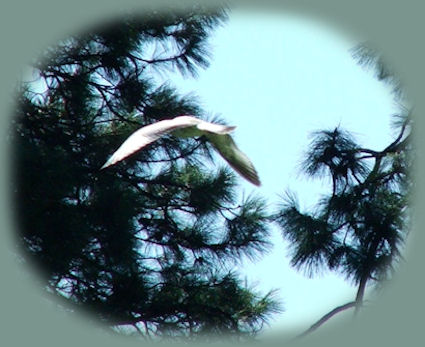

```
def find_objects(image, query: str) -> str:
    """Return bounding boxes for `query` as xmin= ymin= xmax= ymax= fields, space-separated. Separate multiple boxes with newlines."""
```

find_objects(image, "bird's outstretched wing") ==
xmin=101 ymin=115 xmax=261 ymax=187
xmin=206 ymin=133 xmax=261 ymax=186
xmin=101 ymin=116 xmax=234 ymax=169
xmin=101 ymin=118 xmax=189 ymax=169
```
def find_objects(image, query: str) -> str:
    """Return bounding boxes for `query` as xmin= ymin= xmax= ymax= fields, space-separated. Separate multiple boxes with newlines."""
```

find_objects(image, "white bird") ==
xmin=101 ymin=115 xmax=261 ymax=186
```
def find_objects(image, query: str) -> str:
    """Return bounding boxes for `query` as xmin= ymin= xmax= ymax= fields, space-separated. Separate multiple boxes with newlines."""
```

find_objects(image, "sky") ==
xmin=162 ymin=10 xmax=401 ymax=337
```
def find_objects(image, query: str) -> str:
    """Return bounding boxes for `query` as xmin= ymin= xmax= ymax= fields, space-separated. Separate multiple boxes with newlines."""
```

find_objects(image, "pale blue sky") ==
xmin=163 ymin=10 xmax=400 ymax=336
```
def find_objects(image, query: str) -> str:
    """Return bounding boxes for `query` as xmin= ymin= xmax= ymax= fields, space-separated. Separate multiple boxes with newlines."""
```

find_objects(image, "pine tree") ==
xmin=12 ymin=7 xmax=280 ymax=340
xmin=274 ymin=43 xmax=412 ymax=337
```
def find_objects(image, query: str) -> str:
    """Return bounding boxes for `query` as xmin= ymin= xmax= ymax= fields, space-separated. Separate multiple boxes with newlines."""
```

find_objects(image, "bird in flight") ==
xmin=101 ymin=115 xmax=261 ymax=186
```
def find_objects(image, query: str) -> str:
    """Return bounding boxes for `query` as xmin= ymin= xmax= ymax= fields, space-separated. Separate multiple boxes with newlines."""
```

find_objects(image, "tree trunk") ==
xmin=354 ymin=274 xmax=368 ymax=315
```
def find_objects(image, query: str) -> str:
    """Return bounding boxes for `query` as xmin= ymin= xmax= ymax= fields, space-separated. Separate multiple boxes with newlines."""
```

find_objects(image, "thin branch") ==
xmin=295 ymin=301 xmax=356 ymax=339
xmin=129 ymin=49 xmax=188 ymax=66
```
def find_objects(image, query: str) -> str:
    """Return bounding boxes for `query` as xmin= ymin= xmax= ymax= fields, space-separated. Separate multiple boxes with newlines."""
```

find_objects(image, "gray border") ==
xmin=1 ymin=0 xmax=423 ymax=346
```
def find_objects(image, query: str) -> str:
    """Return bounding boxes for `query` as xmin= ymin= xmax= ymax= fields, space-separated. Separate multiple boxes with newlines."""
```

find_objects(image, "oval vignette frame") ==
xmin=0 ymin=1 xmax=423 ymax=347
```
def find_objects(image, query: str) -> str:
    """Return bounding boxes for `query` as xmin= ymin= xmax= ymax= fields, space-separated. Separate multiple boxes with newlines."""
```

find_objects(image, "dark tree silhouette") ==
xmin=274 ymin=43 xmax=412 ymax=337
xmin=12 ymin=7 xmax=280 ymax=340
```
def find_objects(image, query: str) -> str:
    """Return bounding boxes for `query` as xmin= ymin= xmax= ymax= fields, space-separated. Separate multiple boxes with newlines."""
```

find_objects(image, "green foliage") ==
xmin=275 ymin=117 xmax=411 ymax=286
xmin=302 ymin=128 xmax=369 ymax=189
xmin=275 ymin=44 xmax=411 ymax=308
xmin=12 ymin=8 xmax=280 ymax=339
xmin=275 ymin=42 xmax=412 ymax=338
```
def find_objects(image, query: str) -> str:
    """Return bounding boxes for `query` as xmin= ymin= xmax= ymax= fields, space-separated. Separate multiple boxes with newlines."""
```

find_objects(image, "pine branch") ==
xmin=294 ymin=301 xmax=356 ymax=339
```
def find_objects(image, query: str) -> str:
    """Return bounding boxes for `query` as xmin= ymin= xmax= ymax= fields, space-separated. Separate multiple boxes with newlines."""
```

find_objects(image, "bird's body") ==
xmin=101 ymin=115 xmax=261 ymax=186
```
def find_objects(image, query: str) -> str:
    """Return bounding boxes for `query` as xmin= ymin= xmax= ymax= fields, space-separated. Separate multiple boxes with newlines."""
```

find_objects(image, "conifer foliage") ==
xmin=274 ymin=44 xmax=411 ymax=336
xmin=13 ymin=7 xmax=279 ymax=339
